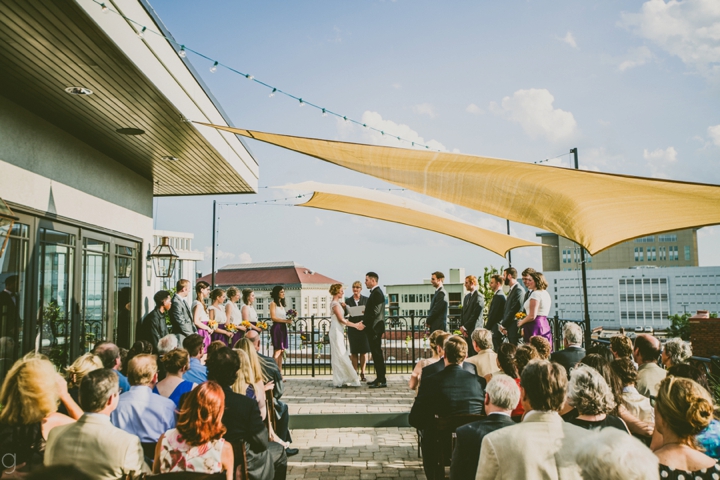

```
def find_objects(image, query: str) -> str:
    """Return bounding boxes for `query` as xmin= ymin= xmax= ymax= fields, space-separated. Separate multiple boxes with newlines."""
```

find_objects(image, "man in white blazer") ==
xmin=45 ymin=369 xmax=150 ymax=480
xmin=475 ymin=359 xmax=590 ymax=480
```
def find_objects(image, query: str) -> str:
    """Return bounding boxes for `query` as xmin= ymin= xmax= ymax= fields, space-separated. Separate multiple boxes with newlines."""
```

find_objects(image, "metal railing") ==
xmin=252 ymin=314 xmax=585 ymax=376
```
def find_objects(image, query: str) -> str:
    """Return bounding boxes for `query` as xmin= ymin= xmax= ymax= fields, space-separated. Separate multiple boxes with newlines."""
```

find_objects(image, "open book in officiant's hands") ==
xmin=347 ymin=305 xmax=365 ymax=317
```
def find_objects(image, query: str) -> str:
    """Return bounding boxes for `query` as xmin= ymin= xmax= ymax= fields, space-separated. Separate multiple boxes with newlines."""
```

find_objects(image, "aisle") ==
xmin=287 ymin=427 xmax=425 ymax=480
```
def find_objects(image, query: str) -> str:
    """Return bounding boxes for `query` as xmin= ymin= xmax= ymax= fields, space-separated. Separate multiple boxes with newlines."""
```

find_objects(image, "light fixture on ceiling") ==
xmin=161 ymin=156 xmax=178 ymax=162
xmin=64 ymin=87 xmax=93 ymax=96
xmin=116 ymin=127 xmax=145 ymax=135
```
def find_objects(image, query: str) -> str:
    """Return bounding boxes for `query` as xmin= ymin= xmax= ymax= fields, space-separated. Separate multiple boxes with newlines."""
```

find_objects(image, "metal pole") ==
xmin=411 ymin=313 xmax=416 ymax=367
xmin=211 ymin=200 xmax=216 ymax=289
xmin=506 ymin=219 xmax=512 ymax=267
xmin=571 ymin=148 xmax=592 ymax=347
xmin=310 ymin=315 xmax=316 ymax=378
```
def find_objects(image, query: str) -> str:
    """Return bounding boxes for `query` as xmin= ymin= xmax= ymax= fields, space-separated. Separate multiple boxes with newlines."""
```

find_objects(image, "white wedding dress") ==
xmin=329 ymin=300 xmax=361 ymax=387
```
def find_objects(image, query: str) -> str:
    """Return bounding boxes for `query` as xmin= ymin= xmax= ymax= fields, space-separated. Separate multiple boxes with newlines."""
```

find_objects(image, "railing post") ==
xmin=411 ymin=314 xmax=416 ymax=367
xmin=310 ymin=315 xmax=315 ymax=378
xmin=553 ymin=314 xmax=560 ymax=351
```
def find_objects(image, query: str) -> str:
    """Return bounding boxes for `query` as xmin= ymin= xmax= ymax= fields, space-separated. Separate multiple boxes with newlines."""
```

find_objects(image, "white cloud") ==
xmin=620 ymin=0 xmax=720 ymax=78
xmin=466 ymin=103 xmax=484 ymax=114
xmin=618 ymin=46 xmax=655 ymax=71
xmin=412 ymin=103 xmax=436 ymax=118
xmin=489 ymin=88 xmax=578 ymax=142
xmin=203 ymin=247 xmax=236 ymax=262
xmin=238 ymin=252 xmax=252 ymax=264
xmin=392 ymin=83 xmax=402 ymax=89
xmin=561 ymin=31 xmax=578 ymax=49
xmin=338 ymin=111 xmax=449 ymax=151
xmin=643 ymin=146 xmax=678 ymax=178
xmin=708 ymin=124 xmax=720 ymax=146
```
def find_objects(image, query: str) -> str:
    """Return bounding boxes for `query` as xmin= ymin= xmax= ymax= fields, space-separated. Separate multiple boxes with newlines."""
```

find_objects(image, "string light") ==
xmin=100 ymin=3 xmax=109 ymax=13
xmin=210 ymin=61 xmax=218 ymax=73
xmin=246 ymin=74 xmax=254 ymax=80
xmin=321 ymin=108 xmax=327 ymax=117
xmin=299 ymin=98 xmax=305 ymax=107
xmin=178 ymin=45 xmax=186 ymax=58
xmin=137 ymin=26 xmax=146 ymax=38
xmin=269 ymin=88 xmax=276 ymax=97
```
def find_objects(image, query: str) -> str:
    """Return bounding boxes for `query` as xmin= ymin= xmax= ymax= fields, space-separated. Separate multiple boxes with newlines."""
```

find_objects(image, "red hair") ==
xmin=176 ymin=381 xmax=226 ymax=446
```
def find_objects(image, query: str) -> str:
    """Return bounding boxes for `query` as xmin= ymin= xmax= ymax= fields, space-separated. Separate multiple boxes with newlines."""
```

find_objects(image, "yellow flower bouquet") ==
xmin=241 ymin=320 xmax=252 ymax=329
xmin=515 ymin=312 xmax=526 ymax=321
xmin=257 ymin=321 xmax=268 ymax=330
xmin=208 ymin=320 xmax=218 ymax=330
xmin=226 ymin=323 xmax=238 ymax=333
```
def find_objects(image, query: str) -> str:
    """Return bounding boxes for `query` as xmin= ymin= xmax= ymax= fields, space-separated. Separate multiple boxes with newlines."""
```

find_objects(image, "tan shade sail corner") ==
xmin=196 ymin=122 xmax=720 ymax=254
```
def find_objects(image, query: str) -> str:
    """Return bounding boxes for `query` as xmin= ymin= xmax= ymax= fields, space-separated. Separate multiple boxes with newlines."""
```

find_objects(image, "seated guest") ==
xmin=465 ymin=328 xmax=498 ymax=378
xmin=122 ymin=340 xmax=153 ymax=376
xmin=27 ymin=465 xmax=94 ymax=480
xmin=154 ymin=349 xmax=196 ymax=407
xmin=484 ymin=343 xmax=524 ymax=419
xmin=409 ymin=336 xmax=485 ymax=480
xmin=476 ymin=360 xmax=589 ymax=480
xmin=183 ymin=334 xmax=208 ymax=384
xmin=137 ymin=290 xmax=171 ymax=353
xmin=576 ymin=427 xmax=659 ymax=480
xmin=208 ymin=340 xmax=227 ymax=359
xmin=0 ymin=355 xmax=80 ymax=474
xmin=515 ymin=344 xmax=539 ymax=377
xmin=450 ymin=374 xmax=518 ymax=480
xmin=654 ymin=376 xmax=719 ymax=479
xmin=585 ymin=343 xmax=615 ymax=363
xmin=111 ymin=354 xmax=176 ymax=451
xmin=408 ymin=330 xmax=448 ymax=392
xmin=566 ymin=365 xmax=629 ymax=432
xmin=45 ymin=369 xmax=150 ymax=480
xmin=244 ymin=330 xmax=296 ymax=457
xmin=154 ymin=381 xmax=233 ymax=479
xmin=611 ymin=357 xmax=654 ymax=426
xmin=157 ymin=334 xmax=179 ymax=381
xmin=529 ymin=335 xmax=552 ymax=360
xmin=610 ymin=334 xmax=634 ymax=360
xmin=233 ymin=349 xmax=268 ymax=419
xmin=93 ymin=341 xmax=131 ymax=393
xmin=633 ymin=333 xmax=666 ymax=398
xmin=550 ymin=322 xmax=586 ymax=377
xmin=661 ymin=337 xmax=692 ymax=369
xmin=421 ymin=335 xmax=477 ymax=378
xmin=58 ymin=353 xmax=102 ymax=415
xmin=207 ymin=346 xmax=287 ymax=480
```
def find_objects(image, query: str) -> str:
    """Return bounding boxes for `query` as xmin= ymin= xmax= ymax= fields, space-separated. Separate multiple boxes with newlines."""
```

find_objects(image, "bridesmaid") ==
xmin=269 ymin=285 xmax=291 ymax=373
xmin=517 ymin=271 xmax=553 ymax=348
xmin=208 ymin=288 xmax=234 ymax=345
xmin=225 ymin=287 xmax=247 ymax=346
xmin=192 ymin=281 xmax=213 ymax=350
xmin=240 ymin=289 xmax=262 ymax=333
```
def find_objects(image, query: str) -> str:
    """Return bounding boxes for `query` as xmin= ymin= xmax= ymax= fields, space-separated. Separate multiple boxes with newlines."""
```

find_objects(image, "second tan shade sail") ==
xmin=275 ymin=181 xmax=544 ymax=257
xmin=196 ymin=123 xmax=720 ymax=254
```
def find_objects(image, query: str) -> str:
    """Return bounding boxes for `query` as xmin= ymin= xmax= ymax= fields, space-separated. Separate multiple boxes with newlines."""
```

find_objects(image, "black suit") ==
xmin=550 ymin=346 xmax=587 ymax=377
xmin=421 ymin=358 xmax=477 ymax=379
xmin=500 ymin=283 xmax=525 ymax=345
xmin=461 ymin=290 xmax=484 ymax=356
xmin=136 ymin=307 xmax=168 ymax=353
xmin=169 ymin=294 xmax=195 ymax=342
xmin=258 ymin=352 xmax=291 ymax=443
xmin=450 ymin=413 xmax=515 ymax=480
xmin=427 ymin=287 xmax=448 ymax=333
xmin=364 ymin=286 xmax=386 ymax=382
xmin=221 ymin=386 xmax=287 ymax=480
xmin=409 ymin=365 xmax=486 ymax=480
xmin=485 ymin=291 xmax=506 ymax=352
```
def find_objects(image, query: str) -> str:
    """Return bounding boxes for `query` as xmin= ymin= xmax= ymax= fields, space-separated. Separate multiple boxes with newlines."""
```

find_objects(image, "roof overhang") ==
xmin=0 ymin=0 xmax=258 ymax=196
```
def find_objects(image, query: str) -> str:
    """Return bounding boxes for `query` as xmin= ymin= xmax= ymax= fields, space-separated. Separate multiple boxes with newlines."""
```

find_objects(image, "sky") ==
xmin=148 ymin=0 xmax=720 ymax=286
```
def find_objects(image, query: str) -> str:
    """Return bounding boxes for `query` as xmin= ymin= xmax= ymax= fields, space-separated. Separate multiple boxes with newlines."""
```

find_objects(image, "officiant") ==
xmin=344 ymin=281 xmax=370 ymax=382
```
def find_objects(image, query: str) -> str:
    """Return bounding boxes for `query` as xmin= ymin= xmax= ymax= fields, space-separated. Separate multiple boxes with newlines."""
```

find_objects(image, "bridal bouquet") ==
xmin=285 ymin=309 xmax=298 ymax=322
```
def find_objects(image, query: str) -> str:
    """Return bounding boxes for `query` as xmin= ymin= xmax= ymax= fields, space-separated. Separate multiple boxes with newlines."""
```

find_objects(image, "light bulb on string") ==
xmin=299 ymin=98 xmax=304 ymax=107
xmin=381 ymin=131 xmax=385 ymax=135
xmin=321 ymin=108 xmax=327 ymax=117
xmin=343 ymin=116 xmax=348 ymax=122
xmin=269 ymin=88 xmax=276 ymax=97
xmin=100 ymin=3 xmax=109 ymax=13
xmin=178 ymin=46 xmax=186 ymax=58
xmin=246 ymin=74 xmax=254 ymax=80
xmin=137 ymin=26 xmax=147 ymax=38
xmin=210 ymin=61 xmax=218 ymax=73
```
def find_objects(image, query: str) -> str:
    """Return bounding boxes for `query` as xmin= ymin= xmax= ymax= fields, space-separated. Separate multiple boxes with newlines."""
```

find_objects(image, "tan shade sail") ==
xmin=196 ymin=122 xmax=720 ymax=254
xmin=275 ymin=182 xmax=544 ymax=257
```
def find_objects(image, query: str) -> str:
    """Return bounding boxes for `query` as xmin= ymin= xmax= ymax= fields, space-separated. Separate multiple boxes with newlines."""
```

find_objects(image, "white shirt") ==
xmin=524 ymin=289 xmax=552 ymax=317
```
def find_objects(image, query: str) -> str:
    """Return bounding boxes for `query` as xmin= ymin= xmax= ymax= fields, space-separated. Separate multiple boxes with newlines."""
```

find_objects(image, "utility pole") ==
xmin=571 ymin=148 xmax=592 ymax=347
xmin=506 ymin=219 xmax=512 ymax=267
xmin=211 ymin=200 xmax=217 ymax=289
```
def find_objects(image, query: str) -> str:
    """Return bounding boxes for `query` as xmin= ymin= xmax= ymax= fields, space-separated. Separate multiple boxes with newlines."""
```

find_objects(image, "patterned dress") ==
xmin=159 ymin=428 xmax=224 ymax=474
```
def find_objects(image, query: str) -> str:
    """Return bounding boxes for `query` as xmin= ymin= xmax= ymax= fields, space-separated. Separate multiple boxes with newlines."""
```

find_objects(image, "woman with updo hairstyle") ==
xmin=58 ymin=353 xmax=103 ymax=416
xmin=515 ymin=344 xmax=539 ymax=377
xmin=208 ymin=288 xmax=234 ymax=345
xmin=654 ymin=376 xmax=719 ymax=479
xmin=661 ymin=338 xmax=693 ymax=369
xmin=485 ymin=343 xmax=524 ymax=419
xmin=408 ymin=330 xmax=448 ymax=392
xmin=153 ymin=349 xmax=196 ymax=407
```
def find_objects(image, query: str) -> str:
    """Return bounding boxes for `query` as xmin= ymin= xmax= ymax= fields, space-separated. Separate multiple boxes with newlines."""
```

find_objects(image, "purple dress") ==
xmin=522 ymin=290 xmax=553 ymax=349
xmin=270 ymin=303 xmax=288 ymax=350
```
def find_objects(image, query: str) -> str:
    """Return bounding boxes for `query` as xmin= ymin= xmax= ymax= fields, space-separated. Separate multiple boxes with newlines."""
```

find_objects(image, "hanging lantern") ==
xmin=148 ymin=236 xmax=178 ymax=278
xmin=0 ymin=198 xmax=19 ymax=258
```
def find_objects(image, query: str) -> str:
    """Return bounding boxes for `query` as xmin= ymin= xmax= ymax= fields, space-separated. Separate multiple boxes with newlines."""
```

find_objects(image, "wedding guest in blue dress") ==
xmin=516 ymin=271 xmax=553 ymax=348
xmin=153 ymin=349 xmax=196 ymax=408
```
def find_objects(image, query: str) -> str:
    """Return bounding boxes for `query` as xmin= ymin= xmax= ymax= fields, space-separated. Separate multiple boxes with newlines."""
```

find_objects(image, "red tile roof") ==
xmin=197 ymin=263 xmax=341 ymax=287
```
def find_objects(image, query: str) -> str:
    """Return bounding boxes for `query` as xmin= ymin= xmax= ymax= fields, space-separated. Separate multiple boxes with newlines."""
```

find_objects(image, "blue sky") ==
xmin=150 ymin=0 xmax=720 ymax=285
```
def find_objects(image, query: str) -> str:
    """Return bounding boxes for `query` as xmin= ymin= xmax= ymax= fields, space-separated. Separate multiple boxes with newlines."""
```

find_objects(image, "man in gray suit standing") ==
xmin=485 ymin=274 xmax=507 ymax=352
xmin=169 ymin=279 xmax=196 ymax=343
xmin=426 ymin=271 xmax=448 ymax=333
xmin=499 ymin=267 xmax=525 ymax=345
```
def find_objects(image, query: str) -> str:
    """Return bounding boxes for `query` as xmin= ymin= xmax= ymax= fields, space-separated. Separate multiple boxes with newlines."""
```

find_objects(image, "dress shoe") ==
xmin=367 ymin=378 xmax=378 ymax=385
xmin=369 ymin=381 xmax=387 ymax=389
xmin=286 ymin=448 xmax=299 ymax=457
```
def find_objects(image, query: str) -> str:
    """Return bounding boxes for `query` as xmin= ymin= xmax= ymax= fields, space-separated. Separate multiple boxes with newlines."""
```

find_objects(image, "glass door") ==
xmin=81 ymin=238 xmax=109 ymax=354
xmin=113 ymin=243 xmax=137 ymax=349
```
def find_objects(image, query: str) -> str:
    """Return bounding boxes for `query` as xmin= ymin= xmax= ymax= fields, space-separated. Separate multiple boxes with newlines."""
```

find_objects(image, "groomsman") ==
xmin=460 ymin=275 xmax=484 ymax=357
xmin=364 ymin=272 xmax=387 ymax=389
xmin=169 ymin=279 xmax=196 ymax=343
xmin=485 ymin=274 xmax=507 ymax=352
xmin=499 ymin=268 xmax=525 ymax=345
xmin=426 ymin=272 xmax=448 ymax=333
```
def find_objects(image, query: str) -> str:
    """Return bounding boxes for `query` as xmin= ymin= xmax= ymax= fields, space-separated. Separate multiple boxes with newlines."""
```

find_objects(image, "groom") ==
xmin=364 ymin=272 xmax=387 ymax=389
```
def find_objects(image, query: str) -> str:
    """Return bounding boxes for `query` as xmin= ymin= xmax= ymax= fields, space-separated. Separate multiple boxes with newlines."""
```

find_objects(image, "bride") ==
xmin=329 ymin=284 xmax=365 ymax=387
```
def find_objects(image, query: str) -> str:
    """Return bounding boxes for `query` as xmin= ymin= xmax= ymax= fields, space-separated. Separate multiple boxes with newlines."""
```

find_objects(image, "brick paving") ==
xmin=285 ymin=374 xmax=416 ymax=415
xmin=287 ymin=427 xmax=425 ymax=480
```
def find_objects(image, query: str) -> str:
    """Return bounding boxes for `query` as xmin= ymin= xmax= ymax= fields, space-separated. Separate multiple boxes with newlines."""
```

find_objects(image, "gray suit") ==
xmin=169 ymin=294 xmax=195 ymax=342
xmin=500 ymin=283 xmax=525 ymax=345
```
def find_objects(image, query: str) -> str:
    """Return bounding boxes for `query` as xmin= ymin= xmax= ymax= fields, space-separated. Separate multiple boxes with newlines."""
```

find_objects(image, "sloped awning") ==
xmin=275 ymin=181 xmax=544 ymax=257
xmin=195 ymin=123 xmax=720 ymax=254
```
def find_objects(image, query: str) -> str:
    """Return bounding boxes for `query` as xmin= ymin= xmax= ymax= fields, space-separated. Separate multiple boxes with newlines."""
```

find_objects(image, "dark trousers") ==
xmin=490 ymin=324 xmax=504 ymax=352
xmin=504 ymin=321 xmax=520 ymax=345
xmin=420 ymin=432 xmax=444 ymax=480
xmin=428 ymin=321 xmax=446 ymax=334
xmin=274 ymin=400 xmax=292 ymax=444
xmin=367 ymin=328 xmax=386 ymax=381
